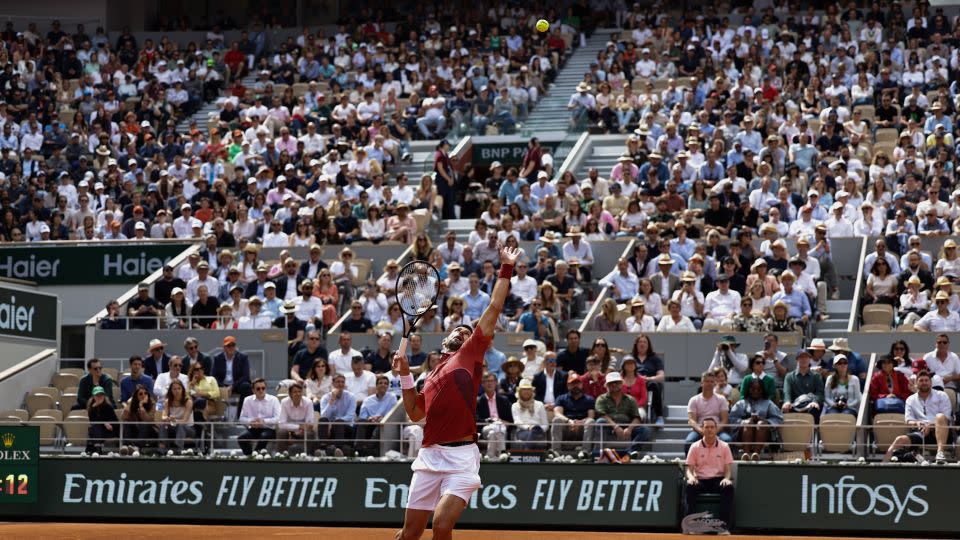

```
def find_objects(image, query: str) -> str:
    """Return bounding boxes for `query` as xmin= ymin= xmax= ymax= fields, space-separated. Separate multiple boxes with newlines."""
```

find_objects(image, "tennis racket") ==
xmin=394 ymin=259 xmax=441 ymax=356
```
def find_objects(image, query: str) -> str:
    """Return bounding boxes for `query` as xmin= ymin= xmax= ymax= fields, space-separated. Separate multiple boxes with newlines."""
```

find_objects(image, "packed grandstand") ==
xmin=4 ymin=0 xmax=960 ymax=534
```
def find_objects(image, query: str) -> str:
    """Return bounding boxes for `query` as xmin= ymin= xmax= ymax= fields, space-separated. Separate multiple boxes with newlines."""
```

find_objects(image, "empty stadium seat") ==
xmin=32 ymin=386 xmax=61 ymax=403
xmin=58 ymin=368 xmax=84 ymax=378
xmin=0 ymin=409 xmax=28 ymax=422
xmin=874 ymin=128 xmax=899 ymax=143
xmin=862 ymin=304 xmax=894 ymax=327
xmin=52 ymin=372 xmax=80 ymax=392
xmin=102 ymin=368 xmax=119 ymax=381
xmin=872 ymin=413 xmax=908 ymax=448
xmin=861 ymin=323 xmax=892 ymax=332
xmin=820 ymin=414 xmax=856 ymax=453
xmin=25 ymin=394 xmax=56 ymax=416
xmin=32 ymin=409 xmax=63 ymax=422
xmin=29 ymin=416 xmax=59 ymax=445
xmin=781 ymin=412 xmax=815 ymax=452
xmin=62 ymin=417 xmax=88 ymax=448
xmin=66 ymin=409 xmax=88 ymax=419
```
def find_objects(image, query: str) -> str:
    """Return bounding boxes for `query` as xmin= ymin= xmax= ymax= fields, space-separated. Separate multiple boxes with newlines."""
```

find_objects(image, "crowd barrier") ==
xmin=0 ymin=452 xmax=954 ymax=535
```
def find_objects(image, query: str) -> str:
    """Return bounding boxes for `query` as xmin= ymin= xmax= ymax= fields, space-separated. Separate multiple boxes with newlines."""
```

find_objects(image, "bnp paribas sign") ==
xmin=0 ymin=243 xmax=192 ymax=285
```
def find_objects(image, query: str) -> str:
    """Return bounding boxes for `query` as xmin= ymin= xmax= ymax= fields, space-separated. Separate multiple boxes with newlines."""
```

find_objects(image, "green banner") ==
xmin=736 ymin=464 xmax=946 ymax=533
xmin=0 ymin=459 xmax=679 ymax=527
xmin=472 ymin=141 xmax=561 ymax=167
xmin=0 ymin=426 xmax=38 ymax=504
xmin=0 ymin=243 xmax=192 ymax=285
xmin=0 ymin=286 xmax=57 ymax=341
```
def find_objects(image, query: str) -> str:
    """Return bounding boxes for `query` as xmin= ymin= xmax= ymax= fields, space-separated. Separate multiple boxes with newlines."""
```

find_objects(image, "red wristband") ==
xmin=498 ymin=263 xmax=515 ymax=280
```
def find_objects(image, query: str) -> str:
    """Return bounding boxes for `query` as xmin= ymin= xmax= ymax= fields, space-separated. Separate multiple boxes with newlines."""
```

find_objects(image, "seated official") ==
xmin=684 ymin=418 xmax=735 ymax=534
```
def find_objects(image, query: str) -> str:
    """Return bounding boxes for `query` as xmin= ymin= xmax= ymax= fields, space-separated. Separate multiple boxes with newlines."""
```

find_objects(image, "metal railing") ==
xmin=847 ymin=236 xmax=869 ymax=333
xmin=15 ymin=418 xmax=905 ymax=461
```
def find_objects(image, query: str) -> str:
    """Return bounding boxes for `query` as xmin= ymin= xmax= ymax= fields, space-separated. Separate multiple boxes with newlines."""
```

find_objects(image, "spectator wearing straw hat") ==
xmin=512 ymin=379 xmax=548 ymax=450
xmin=915 ymin=291 xmax=960 ymax=332
xmin=144 ymin=338 xmax=172 ymax=379
xmin=671 ymin=271 xmax=704 ymax=328
xmin=592 ymin=372 xmax=650 ymax=453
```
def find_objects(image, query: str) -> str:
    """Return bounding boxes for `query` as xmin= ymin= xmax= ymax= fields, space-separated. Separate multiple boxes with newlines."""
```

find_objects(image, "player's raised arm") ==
xmin=476 ymin=243 xmax=521 ymax=337
xmin=393 ymin=351 xmax=425 ymax=422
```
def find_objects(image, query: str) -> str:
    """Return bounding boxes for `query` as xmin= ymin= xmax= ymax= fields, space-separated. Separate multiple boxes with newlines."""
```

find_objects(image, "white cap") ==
xmin=276 ymin=175 xmax=287 ymax=183
xmin=134 ymin=221 xmax=146 ymax=230
xmin=181 ymin=203 xmax=192 ymax=211
xmin=190 ymin=218 xmax=202 ymax=228
xmin=284 ymin=163 xmax=295 ymax=171
xmin=39 ymin=223 xmax=50 ymax=233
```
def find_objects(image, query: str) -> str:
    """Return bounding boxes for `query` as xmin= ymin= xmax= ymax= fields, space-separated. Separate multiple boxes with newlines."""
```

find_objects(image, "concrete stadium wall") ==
xmin=0 ymin=348 xmax=57 ymax=411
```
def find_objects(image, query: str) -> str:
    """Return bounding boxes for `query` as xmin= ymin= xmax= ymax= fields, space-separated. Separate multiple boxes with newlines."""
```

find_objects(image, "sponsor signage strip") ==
xmin=0 ymin=286 xmax=57 ymax=341
xmin=472 ymin=141 xmax=561 ymax=166
xmin=735 ymin=464 xmax=939 ymax=533
xmin=0 ymin=459 xmax=679 ymax=527
xmin=0 ymin=244 xmax=192 ymax=285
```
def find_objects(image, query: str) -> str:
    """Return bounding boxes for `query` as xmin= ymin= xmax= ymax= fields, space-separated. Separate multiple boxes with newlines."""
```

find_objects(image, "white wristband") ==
xmin=399 ymin=374 xmax=416 ymax=390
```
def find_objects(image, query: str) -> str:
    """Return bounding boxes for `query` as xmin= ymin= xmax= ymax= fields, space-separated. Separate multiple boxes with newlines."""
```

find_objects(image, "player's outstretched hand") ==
xmin=392 ymin=351 xmax=410 ymax=376
xmin=499 ymin=242 xmax=522 ymax=266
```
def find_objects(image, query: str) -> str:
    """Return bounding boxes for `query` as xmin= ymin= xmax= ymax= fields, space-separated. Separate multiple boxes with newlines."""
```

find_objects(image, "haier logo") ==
xmin=800 ymin=474 xmax=928 ymax=524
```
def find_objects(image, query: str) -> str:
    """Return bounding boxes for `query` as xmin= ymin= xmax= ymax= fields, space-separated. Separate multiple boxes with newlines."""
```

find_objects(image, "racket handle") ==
xmin=397 ymin=337 xmax=409 ymax=357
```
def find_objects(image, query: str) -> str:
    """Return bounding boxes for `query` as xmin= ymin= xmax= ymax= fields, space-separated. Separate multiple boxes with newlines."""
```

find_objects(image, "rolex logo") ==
xmin=1 ymin=432 xmax=13 ymax=449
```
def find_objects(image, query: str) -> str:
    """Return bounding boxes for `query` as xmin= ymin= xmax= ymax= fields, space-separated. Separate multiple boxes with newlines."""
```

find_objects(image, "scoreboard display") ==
xmin=0 ymin=426 xmax=38 ymax=503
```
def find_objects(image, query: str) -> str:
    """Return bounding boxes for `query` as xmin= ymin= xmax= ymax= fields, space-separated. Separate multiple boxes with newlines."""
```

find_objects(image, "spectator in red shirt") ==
xmin=224 ymin=41 xmax=246 ymax=81
xmin=580 ymin=355 xmax=606 ymax=399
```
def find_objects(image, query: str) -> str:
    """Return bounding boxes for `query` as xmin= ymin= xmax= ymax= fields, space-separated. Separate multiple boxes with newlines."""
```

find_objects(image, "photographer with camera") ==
xmin=708 ymin=336 xmax=749 ymax=385
xmin=824 ymin=355 xmax=860 ymax=416
xmin=757 ymin=333 xmax=789 ymax=389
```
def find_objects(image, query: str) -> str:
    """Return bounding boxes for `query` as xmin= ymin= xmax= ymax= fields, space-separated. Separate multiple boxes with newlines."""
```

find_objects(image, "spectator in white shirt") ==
xmin=344 ymin=355 xmax=376 ymax=406
xmin=703 ymin=273 xmax=742 ymax=329
xmin=294 ymin=279 xmax=324 ymax=328
xmin=328 ymin=332 xmax=362 ymax=374
xmin=238 ymin=378 xmax=281 ymax=455
xmin=883 ymin=370 xmax=952 ymax=462
xmin=437 ymin=231 xmax=465 ymax=265
xmin=154 ymin=357 xmax=189 ymax=402
xmin=921 ymin=334 xmax=960 ymax=390
xmin=510 ymin=260 xmax=539 ymax=305
xmin=186 ymin=262 xmax=220 ymax=305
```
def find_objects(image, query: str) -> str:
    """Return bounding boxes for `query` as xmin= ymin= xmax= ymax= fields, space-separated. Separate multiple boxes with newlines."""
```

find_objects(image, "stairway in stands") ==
xmin=521 ymin=30 xmax=617 ymax=134
xmin=175 ymin=73 xmax=258 ymax=134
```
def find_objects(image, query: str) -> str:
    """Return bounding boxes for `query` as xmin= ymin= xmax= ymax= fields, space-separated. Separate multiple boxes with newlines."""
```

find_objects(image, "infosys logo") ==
xmin=800 ymin=474 xmax=928 ymax=524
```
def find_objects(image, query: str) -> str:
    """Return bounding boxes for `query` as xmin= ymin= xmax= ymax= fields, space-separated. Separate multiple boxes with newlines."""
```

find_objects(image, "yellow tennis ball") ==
xmin=536 ymin=19 xmax=549 ymax=33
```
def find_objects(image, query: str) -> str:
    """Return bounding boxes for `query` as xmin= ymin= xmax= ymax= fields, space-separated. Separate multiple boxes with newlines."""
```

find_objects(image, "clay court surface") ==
xmin=0 ymin=524 xmax=931 ymax=540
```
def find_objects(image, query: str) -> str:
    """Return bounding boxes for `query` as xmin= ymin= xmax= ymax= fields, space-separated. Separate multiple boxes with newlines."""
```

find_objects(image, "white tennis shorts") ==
xmin=406 ymin=444 xmax=481 ymax=511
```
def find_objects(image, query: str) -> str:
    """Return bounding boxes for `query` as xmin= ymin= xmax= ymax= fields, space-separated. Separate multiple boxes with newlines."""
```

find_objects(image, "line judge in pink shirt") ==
xmin=684 ymin=417 xmax=734 ymax=531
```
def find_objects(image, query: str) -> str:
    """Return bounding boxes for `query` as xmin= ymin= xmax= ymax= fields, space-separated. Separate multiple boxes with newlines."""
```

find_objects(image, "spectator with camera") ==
xmin=708 ymin=336 xmax=749 ymax=386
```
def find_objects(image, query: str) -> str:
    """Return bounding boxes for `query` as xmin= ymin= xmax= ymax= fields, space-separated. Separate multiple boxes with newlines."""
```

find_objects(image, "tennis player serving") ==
xmin=394 ymin=242 xmax=520 ymax=540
